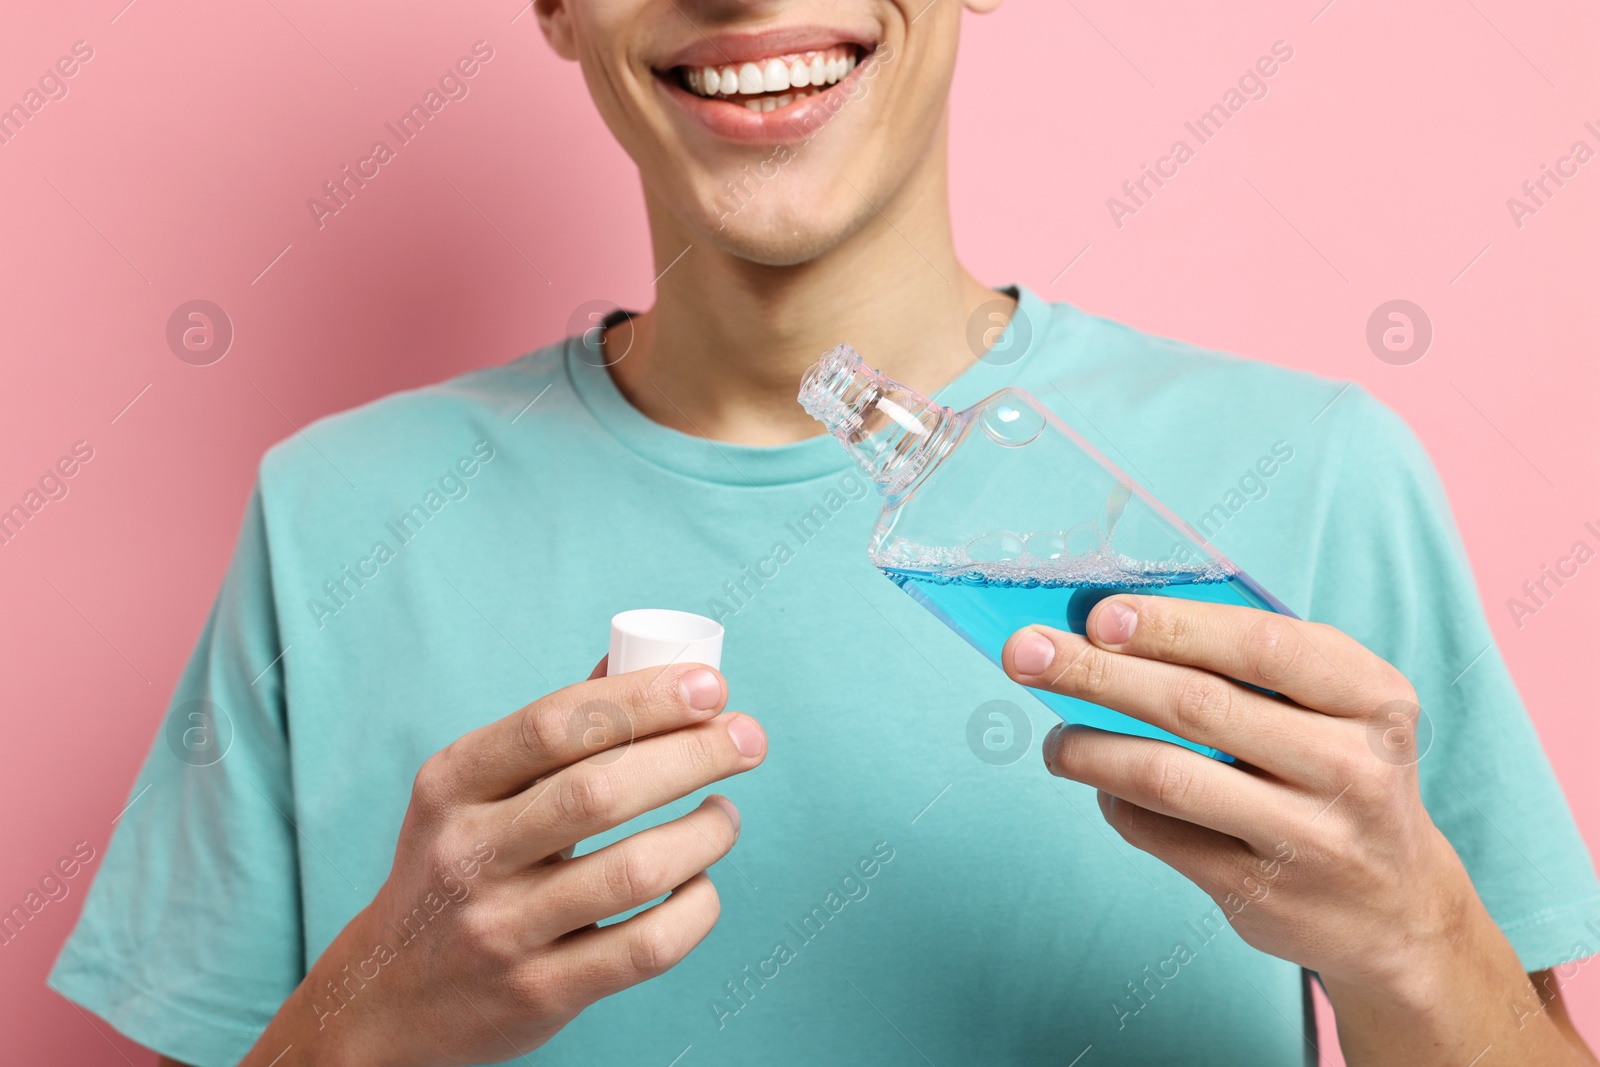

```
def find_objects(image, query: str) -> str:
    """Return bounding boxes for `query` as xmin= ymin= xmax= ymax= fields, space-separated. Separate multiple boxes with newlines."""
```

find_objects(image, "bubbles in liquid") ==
xmin=1026 ymin=530 xmax=1066 ymax=560
xmin=977 ymin=399 xmax=1045 ymax=448
xmin=969 ymin=530 xmax=1025 ymax=563
xmin=873 ymin=533 xmax=1236 ymax=589
xmin=1063 ymin=521 xmax=1102 ymax=558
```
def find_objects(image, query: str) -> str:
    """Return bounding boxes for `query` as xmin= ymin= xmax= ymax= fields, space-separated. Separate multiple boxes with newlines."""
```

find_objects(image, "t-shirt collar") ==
xmin=564 ymin=285 xmax=1054 ymax=487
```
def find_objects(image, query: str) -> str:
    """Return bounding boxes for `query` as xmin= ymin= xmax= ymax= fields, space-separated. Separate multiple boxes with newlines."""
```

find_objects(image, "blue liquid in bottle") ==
xmin=798 ymin=344 xmax=1297 ymax=762
xmin=881 ymin=564 xmax=1283 ymax=761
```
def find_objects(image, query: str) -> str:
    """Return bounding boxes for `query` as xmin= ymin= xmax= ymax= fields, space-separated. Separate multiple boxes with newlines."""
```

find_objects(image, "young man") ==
xmin=52 ymin=2 xmax=1599 ymax=1064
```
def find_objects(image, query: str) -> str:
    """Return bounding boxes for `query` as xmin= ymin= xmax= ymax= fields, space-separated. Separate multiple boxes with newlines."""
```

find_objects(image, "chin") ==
xmin=691 ymin=181 xmax=878 ymax=268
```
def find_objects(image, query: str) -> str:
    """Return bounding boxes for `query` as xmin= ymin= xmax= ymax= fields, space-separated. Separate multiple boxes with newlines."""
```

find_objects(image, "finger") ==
xmin=1095 ymin=790 xmax=1281 ymax=909
xmin=1081 ymin=595 xmax=1411 ymax=717
xmin=529 ymin=796 xmax=739 ymax=940
xmin=546 ymin=871 xmax=721 ymax=1006
xmin=587 ymin=656 xmax=608 ymax=680
xmin=494 ymin=712 xmax=765 ymax=865
xmin=434 ymin=662 xmax=729 ymax=801
xmin=1043 ymin=724 xmax=1294 ymax=848
xmin=1003 ymin=625 xmax=1344 ymax=781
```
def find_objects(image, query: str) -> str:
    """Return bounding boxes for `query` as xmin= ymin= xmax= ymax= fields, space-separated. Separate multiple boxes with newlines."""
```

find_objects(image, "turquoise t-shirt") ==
xmin=52 ymin=287 xmax=1600 ymax=1065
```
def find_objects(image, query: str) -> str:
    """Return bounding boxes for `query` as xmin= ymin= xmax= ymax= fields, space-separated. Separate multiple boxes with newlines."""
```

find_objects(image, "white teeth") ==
xmin=734 ymin=86 xmax=816 ymax=111
xmin=762 ymin=59 xmax=790 ymax=92
xmin=682 ymin=47 xmax=860 ymax=99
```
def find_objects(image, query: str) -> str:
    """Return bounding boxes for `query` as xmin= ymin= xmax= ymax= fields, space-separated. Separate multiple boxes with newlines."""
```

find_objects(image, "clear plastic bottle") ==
xmin=798 ymin=344 xmax=1295 ymax=762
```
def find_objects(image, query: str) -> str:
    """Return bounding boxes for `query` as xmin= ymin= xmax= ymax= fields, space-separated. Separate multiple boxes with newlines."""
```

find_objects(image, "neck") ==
xmin=607 ymin=120 xmax=1004 ymax=446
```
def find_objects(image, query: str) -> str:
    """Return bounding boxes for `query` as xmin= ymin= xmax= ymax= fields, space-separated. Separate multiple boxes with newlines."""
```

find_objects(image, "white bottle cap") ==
xmin=607 ymin=609 xmax=724 ymax=676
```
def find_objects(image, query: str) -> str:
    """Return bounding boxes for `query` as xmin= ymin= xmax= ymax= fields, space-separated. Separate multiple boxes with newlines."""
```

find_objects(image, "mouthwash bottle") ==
xmin=797 ymin=344 xmax=1295 ymax=762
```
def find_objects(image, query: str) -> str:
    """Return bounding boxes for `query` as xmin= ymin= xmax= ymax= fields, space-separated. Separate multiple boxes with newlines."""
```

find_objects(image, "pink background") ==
xmin=2 ymin=1 xmax=1595 ymax=1062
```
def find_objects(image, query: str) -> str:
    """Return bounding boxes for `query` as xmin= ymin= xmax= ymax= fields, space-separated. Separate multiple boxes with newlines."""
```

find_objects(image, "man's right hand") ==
xmin=237 ymin=658 xmax=765 ymax=1067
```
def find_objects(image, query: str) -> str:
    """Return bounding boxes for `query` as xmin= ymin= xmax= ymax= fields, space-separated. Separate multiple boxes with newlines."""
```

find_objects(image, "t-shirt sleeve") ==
xmin=48 ymin=486 xmax=304 ymax=1066
xmin=1310 ymin=388 xmax=1600 ymax=971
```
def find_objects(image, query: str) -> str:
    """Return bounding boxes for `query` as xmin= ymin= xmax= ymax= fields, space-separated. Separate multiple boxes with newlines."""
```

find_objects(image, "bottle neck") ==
xmin=798 ymin=345 xmax=960 ymax=499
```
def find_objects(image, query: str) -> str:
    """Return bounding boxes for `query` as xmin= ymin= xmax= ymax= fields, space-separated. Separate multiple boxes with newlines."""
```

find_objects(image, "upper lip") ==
xmin=655 ymin=26 xmax=878 ymax=70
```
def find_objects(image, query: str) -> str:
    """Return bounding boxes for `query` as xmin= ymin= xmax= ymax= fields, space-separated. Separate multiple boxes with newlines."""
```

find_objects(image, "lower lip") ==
xmin=656 ymin=56 xmax=875 ymax=144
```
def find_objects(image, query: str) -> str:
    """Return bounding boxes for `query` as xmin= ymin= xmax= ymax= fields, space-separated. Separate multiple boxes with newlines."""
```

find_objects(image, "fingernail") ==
xmin=726 ymin=714 xmax=765 ymax=758
xmin=1095 ymin=601 xmax=1138 ymax=645
xmin=680 ymin=669 xmax=722 ymax=711
xmin=1013 ymin=631 xmax=1056 ymax=675
xmin=709 ymin=795 xmax=740 ymax=836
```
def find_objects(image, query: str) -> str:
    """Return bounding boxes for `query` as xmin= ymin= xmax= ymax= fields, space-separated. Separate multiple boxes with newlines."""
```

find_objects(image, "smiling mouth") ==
xmin=668 ymin=45 xmax=863 ymax=112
